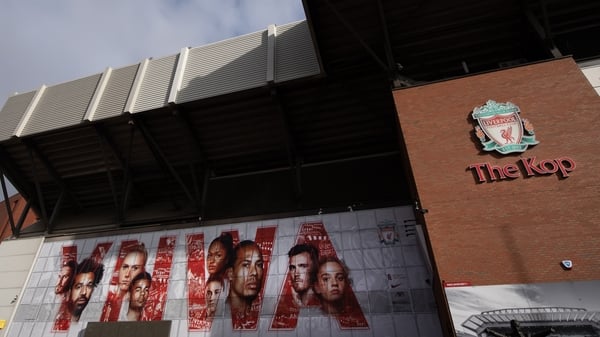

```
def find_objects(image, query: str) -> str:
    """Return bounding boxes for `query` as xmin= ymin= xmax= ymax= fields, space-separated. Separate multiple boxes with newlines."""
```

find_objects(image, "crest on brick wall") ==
xmin=472 ymin=100 xmax=539 ymax=154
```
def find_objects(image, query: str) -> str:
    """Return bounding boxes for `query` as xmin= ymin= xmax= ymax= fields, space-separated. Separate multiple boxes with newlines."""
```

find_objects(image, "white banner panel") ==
xmin=9 ymin=206 xmax=442 ymax=337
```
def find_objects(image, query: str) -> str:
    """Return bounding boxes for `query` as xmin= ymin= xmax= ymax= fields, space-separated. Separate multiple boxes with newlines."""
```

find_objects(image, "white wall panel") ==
xmin=0 ymin=237 xmax=43 ymax=337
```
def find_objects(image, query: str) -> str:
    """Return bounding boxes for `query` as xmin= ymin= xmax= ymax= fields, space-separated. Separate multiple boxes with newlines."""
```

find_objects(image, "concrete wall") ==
xmin=393 ymin=57 xmax=600 ymax=286
xmin=0 ymin=238 xmax=43 ymax=337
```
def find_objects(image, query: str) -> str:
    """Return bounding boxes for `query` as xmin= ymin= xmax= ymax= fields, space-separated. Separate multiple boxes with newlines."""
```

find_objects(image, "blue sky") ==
xmin=0 ymin=0 xmax=306 ymax=200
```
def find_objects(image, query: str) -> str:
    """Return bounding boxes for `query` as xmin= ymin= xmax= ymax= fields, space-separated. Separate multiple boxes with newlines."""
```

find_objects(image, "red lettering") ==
xmin=503 ymin=164 xmax=519 ymax=178
xmin=485 ymin=163 xmax=505 ymax=180
xmin=470 ymin=156 xmax=576 ymax=182
xmin=556 ymin=157 xmax=576 ymax=177
xmin=469 ymin=162 xmax=520 ymax=182
xmin=482 ymin=115 xmax=516 ymax=126
xmin=186 ymin=233 xmax=208 ymax=331
xmin=469 ymin=163 xmax=487 ymax=182
xmin=144 ymin=236 xmax=176 ymax=321
xmin=520 ymin=157 xmax=546 ymax=176
xmin=540 ymin=159 xmax=558 ymax=174
xmin=271 ymin=222 xmax=368 ymax=330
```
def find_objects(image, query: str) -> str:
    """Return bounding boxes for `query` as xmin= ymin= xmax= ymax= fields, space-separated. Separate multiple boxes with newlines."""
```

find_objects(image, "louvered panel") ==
xmin=93 ymin=64 xmax=139 ymax=121
xmin=131 ymin=54 xmax=178 ymax=113
xmin=275 ymin=21 xmax=321 ymax=83
xmin=176 ymin=30 xmax=268 ymax=104
xmin=21 ymin=74 xmax=101 ymax=136
xmin=0 ymin=91 xmax=36 ymax=141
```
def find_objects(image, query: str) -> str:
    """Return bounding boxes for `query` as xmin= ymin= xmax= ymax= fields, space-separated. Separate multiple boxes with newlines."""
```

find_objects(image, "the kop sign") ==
xmin=468 ymin=100 xmax=576 ymax=183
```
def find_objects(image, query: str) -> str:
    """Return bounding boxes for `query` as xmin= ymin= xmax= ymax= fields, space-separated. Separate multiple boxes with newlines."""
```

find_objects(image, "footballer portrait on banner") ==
xmin=53 ymin=244 xmax=110 ymax=332
xmin=187 ymin=232 xmax=236 ymax=330
xmin=100 ymin=241 xmax=149 ymax=322
xmin=187 ymin=228 xmax=277 ymax=331
xmin=271 ymin=222 xmax=369 ymax=330
xmin=47 ymin=221 xmax=370 ymax=334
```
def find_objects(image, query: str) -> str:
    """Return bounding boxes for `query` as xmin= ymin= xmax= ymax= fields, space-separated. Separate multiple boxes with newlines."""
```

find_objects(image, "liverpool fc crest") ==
xmin=472 ymin=100 xmax=539 ymax=154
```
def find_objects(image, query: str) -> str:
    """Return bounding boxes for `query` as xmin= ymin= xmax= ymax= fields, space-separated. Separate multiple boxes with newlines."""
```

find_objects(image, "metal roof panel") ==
xmin=90 ymin=64 xmax=140 ymax=121
xmin=20 ymin=74 xmax=101 ymax=136
xmin=177 ymin=30 xmax=268 ymax=104
xmin=130 ymin=54 xmax=178 ymax=113
xmin=0 ymin=91 xmax=36 ymax=141
xmin=275 ymin=21 xmax=321 ymax=83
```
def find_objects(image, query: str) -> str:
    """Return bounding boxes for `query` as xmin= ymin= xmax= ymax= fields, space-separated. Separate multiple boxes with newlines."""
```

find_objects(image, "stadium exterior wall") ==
xmin=393 ymin=57 xmax=600 ymax=286
xmin=5 ymin=206 xmax=443 ymax=337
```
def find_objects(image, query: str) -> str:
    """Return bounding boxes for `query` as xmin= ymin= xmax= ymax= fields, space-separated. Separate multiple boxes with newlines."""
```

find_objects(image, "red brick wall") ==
xmin=393 ymin=58 xmax=600 ymax=286
xmin=0 ymin=194 xmax=38 ymax=241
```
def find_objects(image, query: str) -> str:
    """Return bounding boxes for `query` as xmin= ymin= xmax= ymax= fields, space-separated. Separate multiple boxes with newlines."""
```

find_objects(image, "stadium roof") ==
xmin=1 ymin=0 xmax=598 ymax=236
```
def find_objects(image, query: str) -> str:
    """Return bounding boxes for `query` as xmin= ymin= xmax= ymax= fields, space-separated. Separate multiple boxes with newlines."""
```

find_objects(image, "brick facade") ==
xmin=393 ymin=57 xmax=600 ymax=286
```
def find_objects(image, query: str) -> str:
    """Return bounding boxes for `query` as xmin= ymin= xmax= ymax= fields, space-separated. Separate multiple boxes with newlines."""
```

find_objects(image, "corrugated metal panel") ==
xmin=176 ymin=30 xmax=268 ymax=104
xmin=0 ymin=91 xmax=36 ymax=141
xmin=168 ymin=47 xmax=190 ymax=103
xmin=131 ymin=54 xmax=178 ymax=113
xmin=275 ymin=21 xmax=321 ymax=83
xmin=20 ymin=74 xmax=101 ymax=136
xmin=91 ymin=64 xmax=140 ymax=120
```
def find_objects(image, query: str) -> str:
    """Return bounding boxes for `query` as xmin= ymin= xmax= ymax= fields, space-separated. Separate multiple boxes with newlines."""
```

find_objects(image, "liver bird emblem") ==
xmin=500 ymin=126 xmax=515 ymax=144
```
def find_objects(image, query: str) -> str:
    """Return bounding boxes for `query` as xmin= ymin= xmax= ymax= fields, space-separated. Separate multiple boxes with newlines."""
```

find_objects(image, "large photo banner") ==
xmin=445 ymin=280 xmax=600 ymax=337
xmin=11 ymin=206 xmax=442 ymax=337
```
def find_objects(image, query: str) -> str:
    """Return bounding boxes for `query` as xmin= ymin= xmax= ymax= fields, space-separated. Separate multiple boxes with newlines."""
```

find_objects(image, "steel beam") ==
xmin=27 ymin=143 xmax=48 ymax=231
xmin=0 ymin=170 xmax=17 ymax=236
xmin=94 ymin=125 xmax=123 ymax=223
xmin=525 ymin=1 xmax=562 ymax=58
xmin=131 ymin=116 xmax=198 ymax=209
xmin=323 ymin=0 xmax=389 ymax=73
xmin=170 ymin=107 xmax=209 ymax=211
xmin=270 ymin=87 xmax=303 ymax=203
